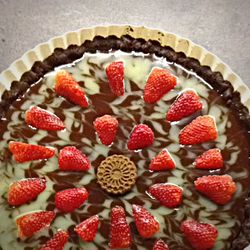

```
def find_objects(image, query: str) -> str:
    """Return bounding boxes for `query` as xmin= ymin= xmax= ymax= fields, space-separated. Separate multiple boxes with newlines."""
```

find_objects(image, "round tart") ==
xmin=0 ymin=26 xmax=249 ymax=250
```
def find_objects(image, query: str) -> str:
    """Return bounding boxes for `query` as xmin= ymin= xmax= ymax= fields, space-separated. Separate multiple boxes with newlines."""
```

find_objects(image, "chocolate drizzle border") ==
xmin=0 ymin=35 xmax=249 ymax=249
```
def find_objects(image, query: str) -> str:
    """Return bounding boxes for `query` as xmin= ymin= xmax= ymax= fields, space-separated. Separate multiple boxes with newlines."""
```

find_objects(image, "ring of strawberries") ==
xmin=7 ymin=61 xmax=237 ymax=250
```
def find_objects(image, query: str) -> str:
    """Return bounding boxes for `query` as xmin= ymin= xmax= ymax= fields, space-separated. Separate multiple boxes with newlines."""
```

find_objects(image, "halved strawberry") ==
xmin=59 ymin=146 xmax=91 ymax=171
xmin=55 ymin=70 xmax=88 ymax=108
xmin=179 ymin=115 xmax=218 ymax=145
xmin=16 ymin=210 xmax=56 ymax=239
xmin=25 ymin=106 xmax=65 ymax=131
xmin=149 ymin=149 xmax=175 ymax=171
xmin=194 ymin=149 xmax=223 ymax=170
xmin=106 ymin=61 xmax=125 ymax=96
xmin=75 ymin=215 xmax=99 ymax=242
xmin=127 ymin=124 xmax=154 ymax=150
xmin=148 ymin=183 xmax=183 ymax=208
xmin=132 ymin=204 xmax=159 ymax=238
xmin=93 ymin=115 xmax=118 ymax=146
xmin=39 ymin=230 xmax=69 ymax=250
xmin=144 ymin=68 xmax=177 ymax=103
xmin=9 ymin=141 xmax=55 ymax=163
xmin=109 ymin=206 xmax=132 ymax=249
xmin=166 ymin=90 xmax=202 ymax=122
xmin=8 ymin=178 xmax=46 ymax=206
xmin=153 ymin=239 xmax=169 ymax=250
xmin=181 ymin=220 xmax=218 ymax=250
xmin=55 ymin=187 xmax=89 ymax=213
xmin=194 ymin=175 xmax=237 ymax=205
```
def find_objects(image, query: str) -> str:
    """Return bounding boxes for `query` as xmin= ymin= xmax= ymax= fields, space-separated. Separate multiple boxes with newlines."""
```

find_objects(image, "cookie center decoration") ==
xmin=97 ymin=155 xmax=137 ymax=194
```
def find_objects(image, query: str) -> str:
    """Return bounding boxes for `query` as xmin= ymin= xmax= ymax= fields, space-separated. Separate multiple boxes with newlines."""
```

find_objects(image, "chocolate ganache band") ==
xmin=0 ymin=34 xmax=250 ymax=249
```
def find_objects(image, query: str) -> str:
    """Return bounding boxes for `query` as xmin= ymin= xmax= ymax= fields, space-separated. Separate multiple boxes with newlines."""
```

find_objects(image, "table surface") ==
xmin=0 ymin=0 xmax=250 ymax=87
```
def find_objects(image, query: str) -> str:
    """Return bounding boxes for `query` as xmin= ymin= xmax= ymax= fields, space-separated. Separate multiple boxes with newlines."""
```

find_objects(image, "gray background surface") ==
xmin=0 ymin=0 xmax=249 ymax=87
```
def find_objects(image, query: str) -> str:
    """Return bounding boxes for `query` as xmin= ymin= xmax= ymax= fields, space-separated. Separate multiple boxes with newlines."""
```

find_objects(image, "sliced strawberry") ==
xmin=25 ymin=106 xmax=65 ymax=131
xmin=149 ymin=149 xmax=176 ymax=171
xmin=179 ymin=115 xmax=218 ymax=145
xmin=148 ymin=183 xmax=183 ymax=208
xmin=194 ymin=149 xmax=223 ymax=170
xmin=39 ymin=230 xmax=69 ymax=250
xmin=55 ymin=70 xmax=88 ymax=108
xmin=194 ymin=175 xmax=237 ymax=205
xmin=9 ymin=141 xmax=55 ymax=163
xmin=106 ymin=61 xmax=125 ymax=96
xmin=166 ymin=90 xmax=202 ymax=122
xmin=132 ymin=204 xmax=159 ymax=238
xmin=181 ymin=220 xmax=218 ymax=250
xmin=153 ymin=239 xmax=169 ymax=250
xmin=8 ymin=178 xmax=46 ymax=206
xmin=93 ymin=115 xmax=118 ymax=146
xmin=144 ymin=68 xmax=177 ymax=103
xmin=59 ymin=146 xmax=91 ymax=171
xmin=127 ymin=124 xmax=154 ymax=150
xmin=55 ymin=187 xmax=88 ymax=213
xmin=109 ymin=206 xmax=132 ymax=249
xmin=75 ymin=215 xmax=99 ymax=242
xmin=16 ymin=210 xmax=56 ymax=239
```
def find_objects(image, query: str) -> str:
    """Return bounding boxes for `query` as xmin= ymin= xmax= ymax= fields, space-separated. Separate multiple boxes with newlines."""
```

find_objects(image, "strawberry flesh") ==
xmin=93 ymin=115 xmax=118 ymax=146
xmin=166 ymin=90 xmax=202 ymax=121
xmin=25 ymin=106 xmax=65 ymax=131
xmin=106 ymin=61 xmax=125 ymax=96
xmin=132 ymin=204 xmax=159 ymax=238
xmin=8 ymin=178 xmax=46 ymax=206
xmin=148 ymin=183 xmax=183 ymax=208
xmin=59 ymin=146 xmax=91 ymax=171
xmin=16 ymin=210 xmax=56 ymax=239
xmin=179 ymin=115 xmax=218 ymax=145
xmin=194 ymin=149 xmax=223 ymax=170
xmin=153 ymin=239 xmax=169 ymax=250
xmin=181 ymin=220 xmax=218 ymax=250
xmin=149 ymin=149 xmax=176 ymax=171
xmin=39 ymin=230 xmax=69 ymax=250
xmin=127 ymin=124 xmax=154 ymax=150
xmin=75 ymin=215 xmax=99 ymax=242
xmin=194 ymin=175 xmax=237 ymax=205
xmin=55 ymin=70 xmax=88 ymax=108
xmin=144 ymin=68 xmax=177 ymax=103
xmin=109 ymin=206 xmax=132 ymax=249
xmin=55 ymin=187 xmax=89 ymax=212
xmin=9 ymin=141 xmax=55 ymax=163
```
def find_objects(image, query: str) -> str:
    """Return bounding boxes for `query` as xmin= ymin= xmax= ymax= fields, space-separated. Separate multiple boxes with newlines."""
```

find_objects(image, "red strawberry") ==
xmin=75 ymin=215 xmax=99 ymax=242
xmin=148 ymin=183 xmax=183 ymax=208
xmin=93 ymin=115 xmax=118 ymax=146
xmin=181 ymin=220 xmax=218 ymax=250
xmin=109 ymin=206 xmax=132 ymax=249
xmin=55 ymin=187 xmax=89 ymax=212
xmin=194 ymin=175 xmax=237 ymax=205
xmin=153 ymin=239 xmax=169 ymax=250
xmin=194 ymin=149 xmax=223 ymax=170
xmin=16 ymin=210 xmax=56 ymax=239
xmin=166 ymin=90 xmax=202 ymax=122
xmin=39 ymin=230 xmax=69 ymax=250
xmin=179 ymin=115 xmax=218 ymax=145
xmin=9 ymin=141 xmax=55 ymax=163
xmin=127 ymin=124 xmax=154 ymax=150
xmin=149 ymin=149 xmax=176 ymax=171
xmin=59 ymin=146 xmax=91 ymax=171
xmin=132 ymin=204 xmax=159 ymax=238
xmin=25 ymin=106 xmax=65 ymax=131
xmin=8 ymin=178 xmax=46 ymax=206
xmin=144 ymin=68 xmax=177 ymax=103
xmin=106 ymin=61 xmax=125 ymax=96
xmin=55 ymin=70 xmax=88 ymax=108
